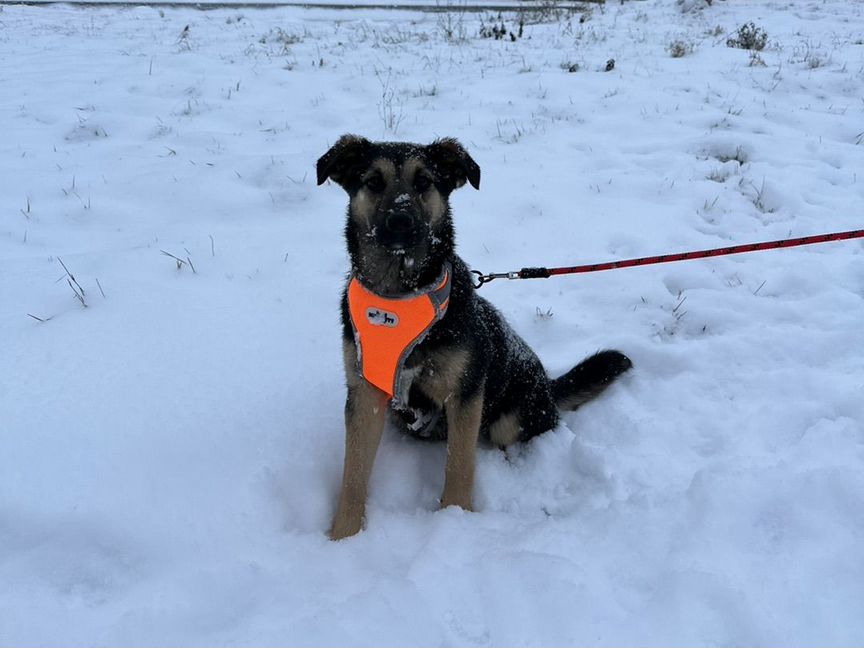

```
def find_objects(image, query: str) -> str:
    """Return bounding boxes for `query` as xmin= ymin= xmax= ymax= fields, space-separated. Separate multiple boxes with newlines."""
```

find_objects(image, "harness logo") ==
xmin=366 ymin=307 xmax=399 ymax=328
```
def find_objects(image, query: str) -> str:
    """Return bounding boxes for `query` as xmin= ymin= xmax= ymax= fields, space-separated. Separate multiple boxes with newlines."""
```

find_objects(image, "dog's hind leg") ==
xmin=488 ymin=411 xmax=522 ymax=448
xmin=440 ymin=394 xmax=483 ymax=510
xmin=330 ymin=344 xmax=389 ymax=540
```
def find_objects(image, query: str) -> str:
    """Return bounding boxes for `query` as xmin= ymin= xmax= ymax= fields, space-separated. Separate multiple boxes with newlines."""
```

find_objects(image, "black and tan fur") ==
xmin=317 ymin=135 xmax=632 ymax=540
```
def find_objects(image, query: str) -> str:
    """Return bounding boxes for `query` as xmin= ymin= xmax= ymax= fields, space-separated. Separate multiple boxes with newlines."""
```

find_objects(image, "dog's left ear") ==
xmin=317 ymin=134 xmax=372 ymax=189
xmin=426 ymin=138 xmax=481 ymax=192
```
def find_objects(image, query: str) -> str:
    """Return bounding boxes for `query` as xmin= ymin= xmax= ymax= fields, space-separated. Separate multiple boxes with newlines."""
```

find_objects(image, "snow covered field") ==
xmin=1 ymin=0 xmax=863 ymax=643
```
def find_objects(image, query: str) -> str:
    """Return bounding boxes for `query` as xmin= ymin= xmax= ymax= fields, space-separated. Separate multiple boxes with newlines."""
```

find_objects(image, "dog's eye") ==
xmin=414 ymin=174 xmax=432 ymax=192
xmin=364 ymin=175 xmax=385 ymax=193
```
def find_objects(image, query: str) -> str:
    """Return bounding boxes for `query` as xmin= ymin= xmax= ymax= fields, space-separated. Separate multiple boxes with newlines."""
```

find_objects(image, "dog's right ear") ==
xmin=317 ymin=135 xmax=372 ymax=190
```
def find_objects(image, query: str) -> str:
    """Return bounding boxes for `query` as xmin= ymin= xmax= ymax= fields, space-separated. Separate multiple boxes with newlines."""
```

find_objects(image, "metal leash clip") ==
xmin=471 ymin=269 xmax=520 ymax=289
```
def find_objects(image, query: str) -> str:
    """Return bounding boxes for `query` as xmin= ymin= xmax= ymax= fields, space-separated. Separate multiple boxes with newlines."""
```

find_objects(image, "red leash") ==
xmin=471 ymin=228 xmax=864 ymax=288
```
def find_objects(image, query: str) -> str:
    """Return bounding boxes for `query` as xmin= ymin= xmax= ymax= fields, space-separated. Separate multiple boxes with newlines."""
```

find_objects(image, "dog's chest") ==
xmin=400 ymin=344 xmax=467 ymax=407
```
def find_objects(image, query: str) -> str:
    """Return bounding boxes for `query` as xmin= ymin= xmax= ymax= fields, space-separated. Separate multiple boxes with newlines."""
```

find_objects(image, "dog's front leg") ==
xmin=330 ymin=341 xmax=388 ymax=540
xmin=440 ymin=394 xmax=483 ymax=511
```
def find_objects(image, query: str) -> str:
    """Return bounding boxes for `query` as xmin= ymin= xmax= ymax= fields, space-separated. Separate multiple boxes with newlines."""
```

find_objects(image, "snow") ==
xmin=1 ymin=0 xmax=863 ymax=643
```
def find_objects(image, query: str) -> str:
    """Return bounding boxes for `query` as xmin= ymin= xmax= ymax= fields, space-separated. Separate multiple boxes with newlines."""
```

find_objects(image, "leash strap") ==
xmin=472 ymin=228 xmax=864 ymax=288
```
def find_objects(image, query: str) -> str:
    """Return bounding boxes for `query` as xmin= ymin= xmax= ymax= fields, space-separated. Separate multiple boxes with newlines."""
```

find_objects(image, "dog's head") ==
xmin=317 ymin=135 xmax=480 ymax=293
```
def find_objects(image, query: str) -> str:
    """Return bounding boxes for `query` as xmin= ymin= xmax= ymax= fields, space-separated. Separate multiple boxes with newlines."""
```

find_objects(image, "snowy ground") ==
xmin=2 ymin=0 xmax=863 ymax=644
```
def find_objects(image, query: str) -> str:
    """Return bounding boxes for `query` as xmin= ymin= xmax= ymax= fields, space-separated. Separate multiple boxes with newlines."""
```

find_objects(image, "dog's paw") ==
xmin=439 ymin=494 xmax=474 ymax=512
xmin=328 ymin=523 xmax=361 ymax=541
xmin=328 ymin=513 xmax=364 ymax=540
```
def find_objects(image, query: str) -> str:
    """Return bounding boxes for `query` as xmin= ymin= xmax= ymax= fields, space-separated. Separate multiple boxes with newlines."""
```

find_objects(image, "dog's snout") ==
xmin=378 ymin=209 xmax=423 ymax=250
xmin=385 ymin=211 xmax=415 ymax=233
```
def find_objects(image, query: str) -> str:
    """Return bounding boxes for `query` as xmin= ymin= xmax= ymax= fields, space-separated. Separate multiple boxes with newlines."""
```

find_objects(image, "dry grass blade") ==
xmin=67 ymin=278 xmax=87 ymax=307
xmin=58 ymin=256 xmax=86 ymax=296
xmin=161 ymin=249 xmax=187 ymax=270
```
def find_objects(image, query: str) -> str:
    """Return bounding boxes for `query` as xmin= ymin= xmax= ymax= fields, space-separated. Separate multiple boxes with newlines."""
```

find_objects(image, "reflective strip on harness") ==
xmin=347 ymin=264 xmax=451 ymax=405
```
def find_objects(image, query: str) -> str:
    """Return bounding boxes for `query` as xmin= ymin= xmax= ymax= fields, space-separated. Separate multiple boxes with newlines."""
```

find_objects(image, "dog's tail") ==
xmin=551 ymin=350 xmax=632 ymax=411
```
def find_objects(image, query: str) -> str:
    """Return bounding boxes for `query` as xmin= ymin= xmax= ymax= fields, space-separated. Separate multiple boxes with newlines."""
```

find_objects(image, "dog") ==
xmin=317 ymin=135 xmax=632 ymax=540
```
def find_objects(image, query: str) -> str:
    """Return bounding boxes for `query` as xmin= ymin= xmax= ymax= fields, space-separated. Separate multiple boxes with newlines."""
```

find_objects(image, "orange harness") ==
xmin=347 ymin=264 xmax=451 ymax=406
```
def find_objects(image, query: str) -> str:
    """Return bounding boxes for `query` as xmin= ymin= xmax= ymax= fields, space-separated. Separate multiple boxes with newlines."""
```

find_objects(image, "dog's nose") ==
xmin=384 ymin=211 xmax=415 ymax=233
xmin=378 ymin=209 xmax=423 ymax=250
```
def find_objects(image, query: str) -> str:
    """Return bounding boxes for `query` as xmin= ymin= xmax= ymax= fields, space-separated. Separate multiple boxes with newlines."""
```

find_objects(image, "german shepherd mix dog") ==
xmin=317 ymin=135 xmax=631 ymax=540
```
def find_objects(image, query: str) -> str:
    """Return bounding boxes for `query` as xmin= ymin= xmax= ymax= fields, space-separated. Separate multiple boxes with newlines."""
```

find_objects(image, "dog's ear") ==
xmin=317 ymin=135 xmax=372 ymax=189
xmin=426 ymin=138 xmax=481 ymax=192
